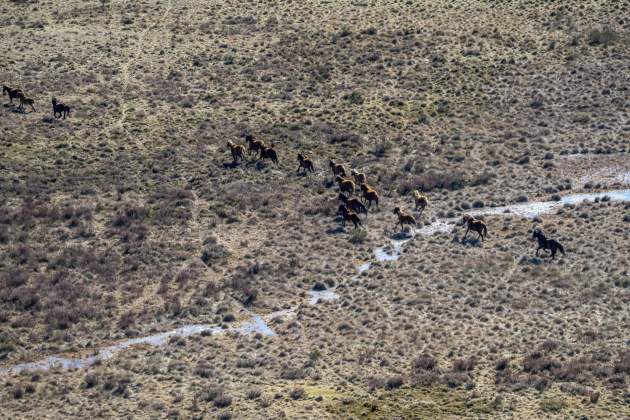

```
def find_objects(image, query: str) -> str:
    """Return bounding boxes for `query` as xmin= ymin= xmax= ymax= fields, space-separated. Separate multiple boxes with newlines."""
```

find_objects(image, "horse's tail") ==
xmin=558 ymin=243 xmax=565 ymax=255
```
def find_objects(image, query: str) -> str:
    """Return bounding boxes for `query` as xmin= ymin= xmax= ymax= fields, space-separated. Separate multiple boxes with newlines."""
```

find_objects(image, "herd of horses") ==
xmin=224 ymin=135 xmax=566 ymax=259
xmin=3 ymin=85 xmax=71 ymax=119
xmin=2 ymin=83 xmax=566 ymax=259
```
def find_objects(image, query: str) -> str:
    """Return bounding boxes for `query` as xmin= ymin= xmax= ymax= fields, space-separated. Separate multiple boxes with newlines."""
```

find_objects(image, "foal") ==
xmin=393 ymin=207 xmax=416 ymax=231
xmin=297 ymin=153 xmax=314 ymax=173
xmin=3 ymin=86 xmax=23 ymax=104
xmin=337 ymin=204 xmax=362 ymax=229
xmin=18 ymin=93 xmax=36 ymax=112
xmin=532 ymin=229 xmax=565 ymax=259
xmin=52 ymin=98 xmax=71 ymax=119
xmin=462 ymin=215 xmax=487 ymax=241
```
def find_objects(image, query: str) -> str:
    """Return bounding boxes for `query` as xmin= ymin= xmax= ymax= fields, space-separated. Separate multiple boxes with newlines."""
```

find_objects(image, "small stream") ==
xmin=418 ymin=189 xmax=630 ymax=236
xmin=0 ymin=311 xmax=291 ymax=376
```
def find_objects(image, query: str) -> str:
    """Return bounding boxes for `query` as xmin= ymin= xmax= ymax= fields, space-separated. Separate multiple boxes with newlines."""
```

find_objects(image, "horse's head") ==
xmin=532 ymin=229 xmax=543 ymax=240
xmin=337 ymin=204 xmax=348 ymax=215
xmin=2 ymin=86 xmax=6 ymax=95
xmin=51 ymin=97 xmax=57 ymax=105
xmin=393 ymin=207 xmax=401 ymax=215
xmin=297 ymin=153 xmax=305 ymax=162
xmin=245 ymin=134 xmax=253 ymax=143
xmin=461 ymin=214 xmax=472 ymax=225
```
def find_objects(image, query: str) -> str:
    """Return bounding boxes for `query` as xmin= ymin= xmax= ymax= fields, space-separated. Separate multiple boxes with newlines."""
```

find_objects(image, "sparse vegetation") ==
xmin=0 ymin=0 xmax=628 ymax=419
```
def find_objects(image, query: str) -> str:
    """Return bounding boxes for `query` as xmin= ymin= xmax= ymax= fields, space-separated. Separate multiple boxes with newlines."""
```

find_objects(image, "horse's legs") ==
xmin=535 ymin=246 xmax=541 ymax=256
xmin=463 ymin=227 xmax=469 ymax=239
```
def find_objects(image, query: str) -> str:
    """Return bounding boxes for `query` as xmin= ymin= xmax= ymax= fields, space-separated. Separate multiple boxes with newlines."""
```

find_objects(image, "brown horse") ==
xmin=337 ymin=204 xmax=362 ymax=229
xmin=3 ymin=85 xmax=23 ymax=104
xmin=297 ymin=153 xmax=314 ymax=173
xmin=360 ymin=183 xmax=379 ymax=209
xmin=412 ymin=190 xmax=428 ymax=214
xmin=393 ymin=207 xmax=416 ymax=231
xmin=351 ymin=169 xmax=367 ymax=185
xmin=335 ymin=176 xmax=355 ymax=194
xmin=245 ymin=134 xmax=265 ymax=156
xmin=329 ymin=159 xmax=347 ymax=178
xmin=52 ymin=97 xmax=71 ymax=119
xmin=462 ymin=215 xmax=487 ymax=241
xmin=227 ymin=140 xmax=246 ymax=162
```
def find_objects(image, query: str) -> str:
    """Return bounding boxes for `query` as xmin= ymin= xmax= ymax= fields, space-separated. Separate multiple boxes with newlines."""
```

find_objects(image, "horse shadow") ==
xmin=326 ymin=225 xmax=346 ymax=235
xmin=222 ymin=161 xmax=241 ymax=169
xmin=455 ymin=236 xmax=483 ymax=247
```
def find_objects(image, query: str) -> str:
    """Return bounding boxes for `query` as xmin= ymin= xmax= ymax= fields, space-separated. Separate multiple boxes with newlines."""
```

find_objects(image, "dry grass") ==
xmin=1 ymin=0 xmax=629 ymax=418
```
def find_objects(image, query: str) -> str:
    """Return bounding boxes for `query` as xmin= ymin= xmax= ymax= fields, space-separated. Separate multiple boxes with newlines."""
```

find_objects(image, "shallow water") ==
xmin=308 ymin=289 xmax=340 ymax=304
xmin=0 ymin=311 xmax=288 ymax=376
xmin=374 ymin=233 xmax=415 ymax=262
xmin=418 ymin=189 xmax=630 ymax=236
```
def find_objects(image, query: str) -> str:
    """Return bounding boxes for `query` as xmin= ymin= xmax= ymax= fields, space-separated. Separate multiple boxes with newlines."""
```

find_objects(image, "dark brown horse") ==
xmin=297 ymin=153 xmax=314 ymax=173
xmin=329 ymin=159 xmax=347 ymax=178
xmin=337 ymin=204 xmax=362 ymax=229
xmin=462 ymin=215 xmax=487 ymax=241
xmin=245 ymin=134 xmax=265 ymax=156
xmin=260 ymin=146 xmax=278 ymax=164
xmin=3 ymin=85 xmax=23 ymax=104
xmin=533 ymin=229 xmax=565 ymax=259
xmin=338 ymin=192 xmax=367 ymax=216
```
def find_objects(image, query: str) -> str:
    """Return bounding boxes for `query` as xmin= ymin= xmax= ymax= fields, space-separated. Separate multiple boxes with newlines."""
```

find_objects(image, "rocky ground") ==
xmin=1 ymin=0 xmax=629 ymax=418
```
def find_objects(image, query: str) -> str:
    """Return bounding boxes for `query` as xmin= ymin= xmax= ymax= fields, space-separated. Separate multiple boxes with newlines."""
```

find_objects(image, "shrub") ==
xmin=522 ymin=352 xmax=559 ymax=373
xmin=386 ymin=376 xmax=404 ymax=389
xmin=202 ymin=385 xmax=225 ymax=402
xmin=246 ymin=388 xmax=262 ymax=400
xmin=214 ymin=394 xmax=233 ymax=408
xmin=588 ymin=27 xmax=618 ymax=46
xmin=280 ymin=366 xmax=306 ymax=380
xmin=289 ymin=387 xmax=306 ymax=400
xmin=372 ymin=140 xmax=393 ymax=158
xmin=411 ymin=354 xmax=440 ymax=385
xmin=84 ymin=373 xmax=98 ymax=388
xmin=540 ymin=397 xmax=566 ymax=413
xmin=343 ymin=91 xmax=364 ymax=105
xmin=348 ymin=229 xmax=367 ymax=244
xmin=441 ymin=372 xmax=469 ymax=388
xmin=614 ymin=350 xmax=629 ymax=374
xmin=495 ymin=358 xmax=509 ymax=371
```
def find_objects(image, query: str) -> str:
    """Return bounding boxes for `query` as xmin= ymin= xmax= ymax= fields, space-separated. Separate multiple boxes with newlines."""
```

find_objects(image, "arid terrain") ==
xmin=1 ymin=0 xmax=629 ymax=418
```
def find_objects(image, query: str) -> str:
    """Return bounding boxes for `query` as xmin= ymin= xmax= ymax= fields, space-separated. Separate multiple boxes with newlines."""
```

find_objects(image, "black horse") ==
xmin=532 ymin=229 xmax=565 ymax=259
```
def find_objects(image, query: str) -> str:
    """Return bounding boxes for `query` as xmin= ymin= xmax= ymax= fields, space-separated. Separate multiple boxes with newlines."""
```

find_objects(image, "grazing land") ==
xmin=1 ymin=0 xmax=629 ymax=418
